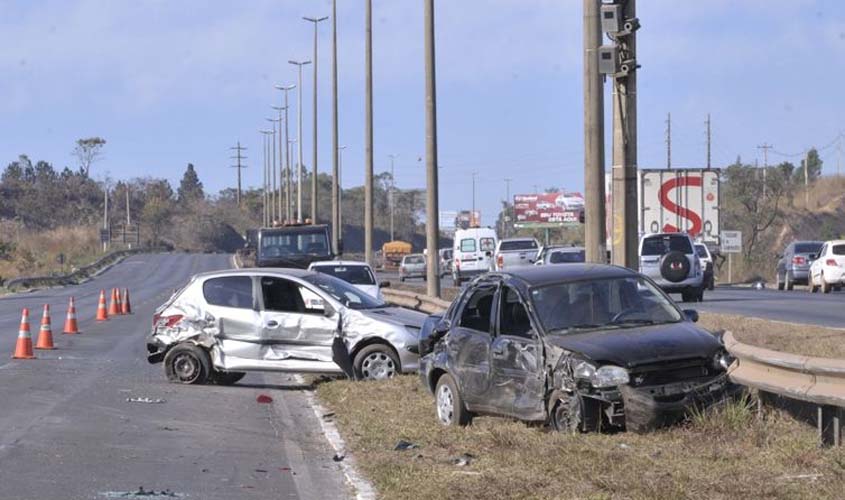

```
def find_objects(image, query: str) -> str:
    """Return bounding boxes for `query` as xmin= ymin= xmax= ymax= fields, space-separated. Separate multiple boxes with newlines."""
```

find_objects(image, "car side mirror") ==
xmin=434 ymin=319 xmax=451 ymax=334
xmin=379 ymin=281 xmax=391 ymax=288
xmin=683 ymin=309 xmax=699 ymax=323
xmin=323 ymin=302 xmax=336 ymax=318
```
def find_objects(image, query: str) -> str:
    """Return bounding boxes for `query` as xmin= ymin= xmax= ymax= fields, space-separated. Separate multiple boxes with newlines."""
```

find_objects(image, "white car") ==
xmin=308 ymin=260 xmax=383 ymax=300
xmin=809 ymin=240 xmax=845 ymax=293
xmin=453 ymin=227 xmax=497 ymax=286
xmin=555 ymin=193 xmax=585 ymax=210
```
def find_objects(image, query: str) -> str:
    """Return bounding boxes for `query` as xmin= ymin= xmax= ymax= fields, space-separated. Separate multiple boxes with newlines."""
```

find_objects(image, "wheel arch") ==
xmin=350 ymin=337 xmax=402 ymax=372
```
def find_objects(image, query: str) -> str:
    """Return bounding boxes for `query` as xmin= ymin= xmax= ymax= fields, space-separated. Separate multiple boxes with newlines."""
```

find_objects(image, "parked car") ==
xmin=400 ymin=254 xmax=427 ymax=282
xmin=494 ymin=237 xmax=540 ymax=271
xmin=776 ymin=240 xmax=824 ymax=290
xmin=809 ymin=240 xmax=845 ymax=293
xmin=453 ymin=227 xmax=497 ymax=285
xmin=639 ymin=232 xmax=704 ymax=302
xmin=534 ymin=245 xmax=586 ymax=266
xmin=418 ymin=265 xmax=737 ymax=432
xmin=308 ymin=260 xmax=385 ymax=300
xmin=147 ymin=269 xmax=425 ymax=383
xmin=694 ymin=243 xmax=715 ymax=291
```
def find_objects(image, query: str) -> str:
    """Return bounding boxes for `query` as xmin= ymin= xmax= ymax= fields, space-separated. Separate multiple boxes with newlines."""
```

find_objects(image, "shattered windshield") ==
xmin=303 ymin=273 xmax=385 ymax=310
xmin=530 ymin=276 xmax=682 ymax=334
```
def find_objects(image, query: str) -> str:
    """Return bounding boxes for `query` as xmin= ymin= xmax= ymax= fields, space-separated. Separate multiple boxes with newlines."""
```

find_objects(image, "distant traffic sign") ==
xmin=721 ymin=230 xmax=742 ymax=253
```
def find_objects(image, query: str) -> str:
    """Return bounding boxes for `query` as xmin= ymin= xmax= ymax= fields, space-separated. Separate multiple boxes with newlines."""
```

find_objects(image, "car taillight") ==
xmin=497 ymin=254 xmax=504 ymax=269
xmin=827 ymin=259 xmax=838 ymax=267
xmin=792 ymin=256 xmax=805 ymax=265
xmin=155 ymin=314 xmax=183 ymax=328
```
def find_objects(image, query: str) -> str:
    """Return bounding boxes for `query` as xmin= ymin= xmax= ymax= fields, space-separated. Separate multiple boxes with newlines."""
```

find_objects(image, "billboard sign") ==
xmin=456 ymin=210 xmax=481 ymax=229
xmin=513 ymin=192 xmax=584 ymax=228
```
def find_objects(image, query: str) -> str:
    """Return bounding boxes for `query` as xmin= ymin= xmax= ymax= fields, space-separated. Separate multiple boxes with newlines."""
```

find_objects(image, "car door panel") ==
xmin=449 ymin=285 xmax=497 ymax=409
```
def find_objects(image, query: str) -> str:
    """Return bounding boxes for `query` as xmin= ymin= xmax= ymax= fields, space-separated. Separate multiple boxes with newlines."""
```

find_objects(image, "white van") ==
xmin=452 ymin=227 xmax=497 ymax=285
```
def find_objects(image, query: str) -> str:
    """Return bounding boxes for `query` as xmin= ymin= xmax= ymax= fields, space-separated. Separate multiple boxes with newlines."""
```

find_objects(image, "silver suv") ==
xmin=639 ymin=233 xmax=704 ymax=302
xmin=775 ymin=240 xmax=823 ymax=291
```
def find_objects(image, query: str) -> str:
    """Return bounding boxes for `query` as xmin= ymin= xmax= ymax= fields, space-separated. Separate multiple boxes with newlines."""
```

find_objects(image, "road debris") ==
xmin=126 ymin=397 xmax=166 ymax=404
xmin=256 ymin=394 xmax=273 ymax=404
xmin=451 ymin=453 xmax=475 ymax=467
xmin=100 ymin=486 xmax=182 ymax=498
xmin=394 ymin=440 xmax=419 ymax=451
xmin=332 ymin=453 xmax=345 ymax=462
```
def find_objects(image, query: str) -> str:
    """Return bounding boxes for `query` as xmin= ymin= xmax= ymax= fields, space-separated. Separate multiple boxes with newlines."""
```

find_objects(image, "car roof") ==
xmin=641 ymin=232 xmax=692 ymax=240
xmin=484 ymin=264 xmax=636 ymax=288
xmin=309 ymin=260 xmax=372 ymax=268
xmin=501 ymin=237 xmax=536 ymax=242
xmin=824 ymin=240 xmax=845 ymax=245
xmin=549 ymin=246 xmax=584 ymax=252
xmin=192 ymin=268 xmax=317 ymax=280
xmin=404 ymin=253 xmax=425 ymax=258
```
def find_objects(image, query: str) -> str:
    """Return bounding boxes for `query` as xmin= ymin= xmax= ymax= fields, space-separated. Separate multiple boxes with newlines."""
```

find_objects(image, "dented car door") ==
xmin=257 ymin=276 xmax=338 ymax=371
xmin=488 ymin=285 xmax=546 ymax=420
xmin=449 ymin=285 xmax=497 ymax=408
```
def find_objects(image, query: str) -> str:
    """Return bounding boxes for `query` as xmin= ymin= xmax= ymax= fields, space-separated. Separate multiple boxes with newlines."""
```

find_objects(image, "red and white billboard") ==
xmin=513 ymin=192 xmax=584 ymax=227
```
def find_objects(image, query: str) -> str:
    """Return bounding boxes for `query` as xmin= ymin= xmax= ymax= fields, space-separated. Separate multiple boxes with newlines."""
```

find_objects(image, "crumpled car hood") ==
xmin=357 ymin=306 xmax=427 ymax=329
xmin=545 ymin=322 xmax=721 ymax=368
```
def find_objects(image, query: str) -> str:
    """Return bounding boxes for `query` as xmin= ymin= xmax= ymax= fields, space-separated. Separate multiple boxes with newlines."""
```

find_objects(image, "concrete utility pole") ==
xmin=331 ymin=0 xmax=341 ymax=252
xmin=304 ymin=16 xmax=328 ymax=225
xmin=424 ymin=0 xmax=441 ymax=297
xmin=610 ymin=0 xmax=639 ymax=269
xmin=261 ymin=130 xmax=274 ymax=226
xmin=271 ymin=106 xmax=285 ymax=220
xmin=103 ymin=183 xmax=109 ymax=252
xmin=583 ymin=0 xmax=606 ymax=264
xmin=275 ymin=84 xmax=296 ymax=222
xmin=260 ymin=132 xmax=267 ymax=226
xmin=389 ymin=154 xmax=398 ymax=241
xmin=338 ymin=145 xmax=347 ymax=249
xmin=705 ymin=113 xmax=712 ymax=169
xmin=503 ymin=177 xmax=512 ymax=238
xmin=665 ymin=112 xmax=671 ymax=169
xmin=125 ymin=184 xmax=131 ymax=226
xmin=804 ymin=149 xmax=810 ymax=207
xmin=364 ymin=0 xmax=374 ymax=266
xmin=758 ymin=142 xmax=772 ymax=198
xmin=289 ymin=137 xmax=298 ymax=219
xmin=289 ymin=60 xmax=311 ymax=222
xmin=266 ymin=119 xmax=279 ymax=224
xmin=230 ymin=141 xmax=247 ymax=207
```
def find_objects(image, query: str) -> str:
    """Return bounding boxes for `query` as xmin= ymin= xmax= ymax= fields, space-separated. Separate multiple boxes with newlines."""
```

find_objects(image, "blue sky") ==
xmin=1 ymin=0 xmax=843 ymax=225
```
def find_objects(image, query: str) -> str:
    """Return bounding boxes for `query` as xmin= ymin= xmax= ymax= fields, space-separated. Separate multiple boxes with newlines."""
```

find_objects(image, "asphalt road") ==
xmin=0 ymin=253 xmax=348 ymax=500
xmin=377 ymin=270 xmax=845 ymax=329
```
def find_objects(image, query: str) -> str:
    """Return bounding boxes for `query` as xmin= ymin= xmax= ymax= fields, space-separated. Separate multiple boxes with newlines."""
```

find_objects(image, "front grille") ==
xmin=628 ymin=358 xmax=711 ymax=387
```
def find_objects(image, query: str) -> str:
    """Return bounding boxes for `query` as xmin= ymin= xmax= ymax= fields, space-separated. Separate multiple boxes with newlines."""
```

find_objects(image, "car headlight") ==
xmin=572 ymin=361 xmax=629 ymax=388
xmin=712 ymin=350 xmax=734 ymax=371
xmin=573 ymin=360 xmax=596 ymax=380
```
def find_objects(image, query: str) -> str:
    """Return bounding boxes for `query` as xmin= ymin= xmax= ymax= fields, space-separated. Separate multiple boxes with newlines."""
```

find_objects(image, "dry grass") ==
xmin=698 ymin=313 xmax=845 ymax=359
xmin=0 ymin=223 xmax=101 ymax=282
xmin=318 ymin=376 xmax=845 ymax=500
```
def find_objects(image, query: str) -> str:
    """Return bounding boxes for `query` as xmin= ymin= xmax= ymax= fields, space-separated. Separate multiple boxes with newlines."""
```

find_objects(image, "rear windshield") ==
xmin=311 ymin=265 xmax=376 ymax=285
xmin=405 ymin=255 xmax=424 ymax=264
xmin=480 ymin=238 xmax=496 ymax=252
xmin=832 ymin=245 xmax=845 ymax=256
xmin=500 ymin=240 xmax=538 ymax=251
xmin=550 ymin=250 xmax=585 ymax=264
xmin=460 ymin=238 xmax=476 ymax=252
xmin=795 ymin=243 xmax=822 ymax=254
xmin=259 ymin=228 xmax=330 ymax=256
xmin=641 ymin=235 xmax=692 ymax=256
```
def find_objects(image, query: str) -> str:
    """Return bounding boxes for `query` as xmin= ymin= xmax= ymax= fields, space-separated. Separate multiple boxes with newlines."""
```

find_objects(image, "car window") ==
xmin=480 ymin=238 xmax=496 ymax=252
xmin=458 ymin=286 xmax=496 ymax=334
xmin=695 ymin=245 xmax=708 ymax=258
xmin=261 ymin=277 xmax=325 ymax=314
xmin=460 ymin=238 xmax=476 ymax=252
xmin=832 ymin=245 xmax=845 ymax=256
xmin=203 ymin=276 xmax=253 ymax=309
xmin=499 ymin=240 xmax=538 ymax=251
xmin=641 ymin=235 xmax=692 ymax=256
xmin=550 ymin=250 xmax=585 ymax=264
xmin=312 ymin=265 xmax=376 ymax=285
xmin=302 ymin=273 xmax=385 ymax=310
xmin=405 ymin=255 xmax=424 ymax=265
xmin=795 ymin=243 xmax=822 ymax=254
xmin=259 ymin=228 xmax=330 ymax=257
xmin=499 ymin=286 xmax=533 ymax=339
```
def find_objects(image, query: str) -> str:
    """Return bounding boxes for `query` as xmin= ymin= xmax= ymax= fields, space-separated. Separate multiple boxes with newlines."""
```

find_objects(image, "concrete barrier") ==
xmin=381 ymin=289 xmax=450 ymax=315
xmin=724 ymin=331 xmax=844 ymax=447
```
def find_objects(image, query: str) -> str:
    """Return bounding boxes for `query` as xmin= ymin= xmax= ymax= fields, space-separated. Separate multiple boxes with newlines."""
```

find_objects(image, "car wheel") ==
xmin=810 ymin=274 xmax=819 ymax=293
xmin=551 ymin=393 xmax=597 ymax=433
xmin=680 ymin=290 xmax=693 ymax=303
xmin=353 ymin=344 xmax=399 ymax=381
xmin=708 ymin=276 xmax=715 ymax=291
xmin=213 ymin=371 xmax=246 ymax=385
xmin=434 ymin=373 xmax=472 ymax=427
xmin=697 ymin=287 xmax=705 ymax=302
xmin=822 ymin=275 xmax=832 ymax=294
xmin=776 ymin=273 xmax=784 ymax=291
xmin=786 ymin=273 xmax=794 ymax=291
xmin=164 ymin=343 xmax=211 ymax=385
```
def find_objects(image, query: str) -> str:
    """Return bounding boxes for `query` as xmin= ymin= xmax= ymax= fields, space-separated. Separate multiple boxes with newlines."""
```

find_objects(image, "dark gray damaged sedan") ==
xmin=418 ymin=264 xmax=741 ymax=432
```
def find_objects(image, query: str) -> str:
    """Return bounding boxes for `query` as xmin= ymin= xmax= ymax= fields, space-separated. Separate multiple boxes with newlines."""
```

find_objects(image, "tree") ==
xmin=177 ymin=163 xmax=204 ymax=204
xmin=795 ymin=148 xmax=823 ymax=184
xmin=72 ymin=137 xmax=106 ymax=177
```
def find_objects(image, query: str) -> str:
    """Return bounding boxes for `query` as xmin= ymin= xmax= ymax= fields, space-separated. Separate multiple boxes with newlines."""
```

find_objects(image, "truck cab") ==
xmin=256 ymin=224 xmax=334 ymax=269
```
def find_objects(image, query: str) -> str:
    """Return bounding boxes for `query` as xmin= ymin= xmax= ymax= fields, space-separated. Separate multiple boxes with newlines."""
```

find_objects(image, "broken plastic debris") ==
xmin=332 ymin=453 xmax=345 ymax=462
xmin=126 ymin=397 xmax=166 ymax=404
xmin=322 ymin=411 xmax=336 ymax=419
xmin=394 ymin=440 xmax=419 ymax=451
xmin=256 ymin=394 xmax=273 ymax=404
xmin=99 ymin=486 xmax=182 ymax=498
xmin=451 ymin=453 xmax=475 ymax=467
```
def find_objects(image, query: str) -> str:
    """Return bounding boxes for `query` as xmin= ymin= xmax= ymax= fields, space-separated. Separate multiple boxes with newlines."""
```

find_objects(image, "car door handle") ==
xmin=266 ymin=320 xmax=279 ymax=328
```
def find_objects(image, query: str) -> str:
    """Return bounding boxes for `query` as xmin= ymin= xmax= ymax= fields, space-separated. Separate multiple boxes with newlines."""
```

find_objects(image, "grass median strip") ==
xmin=318 ymin=376 xmax=845 ymax=499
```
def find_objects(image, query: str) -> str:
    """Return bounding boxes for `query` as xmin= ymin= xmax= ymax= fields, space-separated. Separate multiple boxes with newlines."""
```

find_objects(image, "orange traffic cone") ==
xmin=35 ymin=304 xmax=55 ymax=350
xmin=12 ymin=308 xmax=35 ymax=359
xmin=108 ymin=288 xmax=121 ymax=316
xmin=121 ymin=288 xmax=132 ymax=315
xmin=96 ymin=290 xmax=109 ymax=321
xmin=63 ymin=297 xmax=80 ymax=334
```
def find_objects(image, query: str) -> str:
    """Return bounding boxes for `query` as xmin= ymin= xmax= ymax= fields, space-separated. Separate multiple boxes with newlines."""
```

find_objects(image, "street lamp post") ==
xmin=275 ymin=84 xmax=296 ymax=222
xmin=331 ymin=0 xmax=341 ymax=253
xmin=338 ymin=145 xmax=346 ymax=248
xmin=271 ymin=105 xmax=286 ymax=222
xmin=260 ymin=130 xmax=274 ymax=226
xmin=289 ymin=60 xmax=311 ymax=222
xmin=265 ymin=118 xmax=279 ymax=225
xmin=303 ymin=15 xmax=328 ymax=225
xmin=388 ymin=154 xmax=398 ymax=241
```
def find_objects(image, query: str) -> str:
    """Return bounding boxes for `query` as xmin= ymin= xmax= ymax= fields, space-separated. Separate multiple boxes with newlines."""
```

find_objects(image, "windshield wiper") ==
xmin=549 ymin=323 xmax=603 ymax=334
xmin=610 ymin=318 xmax=656 ymax=326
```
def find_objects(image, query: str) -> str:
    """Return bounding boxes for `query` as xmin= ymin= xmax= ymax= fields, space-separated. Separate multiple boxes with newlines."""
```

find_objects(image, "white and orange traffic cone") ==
xmin=96 ymin=290 xmax=109 ymax=321
xmin=35 ymin=304 xmax=55 ymax=350
xmin=121 ymin=289 xmax=132 ymax=315
xmin=108 ymin=288 xmax=121 ymax=316
xmin=63 ymin=297 xmax=80 ymax=334
xmin=12 ymin=308 xmax=35 ymax=359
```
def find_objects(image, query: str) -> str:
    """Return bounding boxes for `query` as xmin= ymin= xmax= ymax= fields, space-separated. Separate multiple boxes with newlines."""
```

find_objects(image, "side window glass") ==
xmin=298 ymin=286 xmax=329 ymax=313
xmin=499 ymin=287 xmax=533 ymax=339
xmin=458 ymin=287 xmax=496 ymax=334
xmin=261 ymin=277 xmax=303 ymax=313
xmin=460 ymin=238 xmax=476 ymax=252
xmin=203 ymin=276 xmax=253 ymax=309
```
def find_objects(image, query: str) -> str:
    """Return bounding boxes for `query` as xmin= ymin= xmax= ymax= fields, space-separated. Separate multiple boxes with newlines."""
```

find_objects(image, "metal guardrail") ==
xmin=381 ymin=289 xmax=450 ymax=315
xmin=724 ymin=331 xmax=844 ymax=447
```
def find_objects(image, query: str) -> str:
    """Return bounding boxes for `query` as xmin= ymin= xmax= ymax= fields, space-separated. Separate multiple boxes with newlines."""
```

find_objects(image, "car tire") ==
xmin=822 ymin=275 xmax=832 ymax=294
xmin=776 ymin=273 xmax=784 ymax=291
xmin=353 ymin=344 xmax=400 ymax=381
xmin=551 ymin=393 xmax=597 ymax=433
xmin=708 ymin=276 xmax=715 ymax=291
xmin=660 ymin=251 xmax=691 ymax=283
xmin=810 ymin=274 xmax=819 ymax=293
xmin=786 ymin=273 xmax=794 ymax=291
xmin=164 ymin=343 xmax=211 ymax=385
xmin=434 ymin=373 xmax=472 ymax=427
xmin=697 ymin=287 xmax=705 ymax=302
xmin=680 ymin=290 xmax=693 ymax=303
xmin=213 ymin=371 xmax=246 ymax=385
